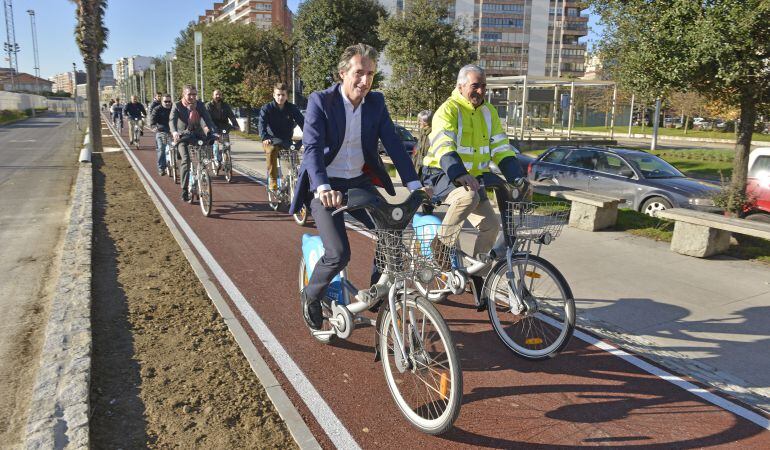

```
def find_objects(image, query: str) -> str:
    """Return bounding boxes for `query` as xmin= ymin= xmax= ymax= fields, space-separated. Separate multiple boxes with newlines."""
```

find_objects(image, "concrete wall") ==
xmin=0 ymin=91 xmax=47 ymax=111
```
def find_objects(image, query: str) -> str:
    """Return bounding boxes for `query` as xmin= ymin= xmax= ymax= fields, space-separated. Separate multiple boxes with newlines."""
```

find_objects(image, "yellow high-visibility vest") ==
xmin=423 ymin=88 xmax=517 ymax=176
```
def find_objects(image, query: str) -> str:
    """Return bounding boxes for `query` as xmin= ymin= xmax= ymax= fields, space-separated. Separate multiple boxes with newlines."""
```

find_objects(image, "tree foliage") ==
xmin=295 ymin=0 xmax=386 ymax=93
xmin=590 ymin=0 xmax=770 ymax=212
xmin=171 ymin=21 xmax=292 ymax=107
xmin=378 ymin=0 xmax=474 ymax=114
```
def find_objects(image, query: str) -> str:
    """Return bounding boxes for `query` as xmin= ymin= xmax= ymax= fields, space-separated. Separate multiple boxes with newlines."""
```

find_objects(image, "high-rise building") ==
xmin=378 ymin=0 xmax=588 ymax=78
xmin=198 ymin=0 xmax=293 ymax=33
xmin=49 ymin=70 xmax=86 ymax=94
xmin=114 ymin=56 xmax=153 ymax=100
xmin=99 ymin=63 xmax=116 ymax=90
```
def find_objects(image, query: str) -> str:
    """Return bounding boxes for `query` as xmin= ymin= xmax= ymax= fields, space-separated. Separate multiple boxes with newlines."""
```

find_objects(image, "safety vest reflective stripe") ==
xmin=456 ymin=146 xmax=474 ymax=155
xmin=491 ymin=144 xmax=514 ymax=156
xmin=430 ymin=130 xmax=457 ymax=147
xmin=490 ymin=132 xmax=507 ymax=144
xmin=481 ymin=105 xmax=492 ymax=139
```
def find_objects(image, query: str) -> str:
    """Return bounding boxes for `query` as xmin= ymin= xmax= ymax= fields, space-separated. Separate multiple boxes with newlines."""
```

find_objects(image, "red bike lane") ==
xmin=115 ymin=121 xmax=770 ymax=448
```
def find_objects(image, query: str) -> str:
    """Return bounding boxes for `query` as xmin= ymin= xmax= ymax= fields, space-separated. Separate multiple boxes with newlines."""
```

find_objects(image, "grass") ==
xmin=0 ymin=109 xmax=28 ymax=125
xmin=570 ymin=125 xmax=770 ymax=142
xmin=651 ymin=149 xmax=733 ymax=180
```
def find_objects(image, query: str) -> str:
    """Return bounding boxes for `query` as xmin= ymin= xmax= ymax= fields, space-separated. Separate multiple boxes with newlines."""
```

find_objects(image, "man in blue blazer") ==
xmin=289 ymin=43 xmax=426 ymax=330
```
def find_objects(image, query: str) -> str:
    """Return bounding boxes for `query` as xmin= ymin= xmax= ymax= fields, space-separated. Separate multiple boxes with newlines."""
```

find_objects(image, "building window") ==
xmin=483 ymin=3 xmax=525 ymax=14
xmin=481 ymin=32 xmax=503 ymax=42
xmin=567 ymin=8 xmax=579 ymax=17
xmin=481 ymin=17 xmax=524 ymax=28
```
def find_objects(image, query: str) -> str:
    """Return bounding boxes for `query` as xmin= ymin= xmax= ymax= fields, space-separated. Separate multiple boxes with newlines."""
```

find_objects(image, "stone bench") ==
xmin=655 ymin=208 xmax=770 ymax=257
xmin=535 ymin=185 xmax=621 ymax=231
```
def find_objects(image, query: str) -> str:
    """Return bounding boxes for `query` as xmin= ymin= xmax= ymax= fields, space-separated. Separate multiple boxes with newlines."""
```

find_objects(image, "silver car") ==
xmin=529 ymin=146 xmax=722 ymax=215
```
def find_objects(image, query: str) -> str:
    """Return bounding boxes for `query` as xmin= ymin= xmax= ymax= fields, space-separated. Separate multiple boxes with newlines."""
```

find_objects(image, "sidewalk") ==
xmin=228 ymin=134 xmax=770 ymax=413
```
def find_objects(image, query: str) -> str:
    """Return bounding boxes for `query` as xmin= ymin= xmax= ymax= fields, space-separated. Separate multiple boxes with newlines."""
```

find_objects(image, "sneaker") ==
xmin=301 ymin=290 xmax=323 ymax=330
xmin=158 ymin=169 xmax=164 ymax=176
xmin=181 ymin=191 xmax=189 ymax=202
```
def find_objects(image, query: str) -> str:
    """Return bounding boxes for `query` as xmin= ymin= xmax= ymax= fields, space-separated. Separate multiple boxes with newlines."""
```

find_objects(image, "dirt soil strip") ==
xmin=90 ymin=121 xmax=299 ymax=447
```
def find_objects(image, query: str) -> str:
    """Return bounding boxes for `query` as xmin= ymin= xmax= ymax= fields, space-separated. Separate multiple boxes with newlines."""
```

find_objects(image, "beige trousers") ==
xmin=441 ymin=187 xmax=501 ymax=257
xmin=263 ymin=143 xmax=279 ymax=190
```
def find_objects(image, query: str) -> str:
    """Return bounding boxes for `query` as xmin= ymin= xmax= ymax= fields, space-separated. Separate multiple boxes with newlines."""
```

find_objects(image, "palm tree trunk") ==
xmin=86 ymin=59 xmax=102 ymax=152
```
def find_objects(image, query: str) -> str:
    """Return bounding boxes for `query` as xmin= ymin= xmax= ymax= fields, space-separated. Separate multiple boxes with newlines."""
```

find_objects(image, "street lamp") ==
xmin=166 ymin=51 xmax=176 ymax=101
xmin=150 ymin=63 xmax=157 ymax=97
xmin=72 ymin=62 xmax=80 ymax=130
xmin=194 ymin=30 xmax=204 ymax=100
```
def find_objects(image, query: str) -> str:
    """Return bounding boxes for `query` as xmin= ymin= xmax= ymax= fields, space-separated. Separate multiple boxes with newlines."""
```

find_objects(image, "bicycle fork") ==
xmin=505 ymin=249 xmax=537 ymax=315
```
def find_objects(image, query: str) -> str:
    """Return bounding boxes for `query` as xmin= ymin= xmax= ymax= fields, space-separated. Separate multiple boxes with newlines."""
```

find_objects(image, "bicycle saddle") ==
xmin=345 ymin=188 xmax=429 ymax=229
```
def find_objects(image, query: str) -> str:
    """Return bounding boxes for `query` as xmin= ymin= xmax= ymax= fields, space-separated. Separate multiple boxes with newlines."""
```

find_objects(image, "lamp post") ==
xmin=166 ymin=52 xmax=176 ymax=101
xmin=72 ymin=62 xmax=80 ymax=130
xmin=27 ymin=10 xmax=40 ymax=94
xmin=194 ymin=31 xmax=204 ymax=100
xmin=150 ymin=63 xmax=157 ymax=97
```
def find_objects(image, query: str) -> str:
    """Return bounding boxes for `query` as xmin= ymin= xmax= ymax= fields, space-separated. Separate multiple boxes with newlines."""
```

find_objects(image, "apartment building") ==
xmin=379 ymin=0 xmax=589 ymax=78
xmin=49 ymin=71 xmax=86 ymax=95
xmin=198 ymin=0 xmax=293 ymax=33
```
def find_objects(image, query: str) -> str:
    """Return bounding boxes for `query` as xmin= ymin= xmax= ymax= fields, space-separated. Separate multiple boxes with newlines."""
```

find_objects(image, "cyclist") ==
xmin=148 ymin=92 xmax=163 ymax=117
xmin=123 ymin=95 xmax=147 ymax=144
xmin=110 ymin=97 xmax=124 ymax=129
xmin=151 ymin=93 xmax=173 ymax=176
xmin=205 ymin=89 xmax=240 ymax=170
xmin=420 ymin=64 xmax=524 ymax=264
xmin=170 ymin=84 xmax=218 ymax=201
xmin=288 ymin=44 xmax=427 ymax=330
xmin=258 ymin=82 xmax=304 ymax=192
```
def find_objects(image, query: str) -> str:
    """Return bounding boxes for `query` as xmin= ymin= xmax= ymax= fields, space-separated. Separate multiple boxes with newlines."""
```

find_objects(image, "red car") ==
xmin=745 ymin=147 xmax=770 ymax=222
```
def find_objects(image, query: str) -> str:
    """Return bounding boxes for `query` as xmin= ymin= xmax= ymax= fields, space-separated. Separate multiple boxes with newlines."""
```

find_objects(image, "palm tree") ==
xmin=73 ymin=0 xmax=108 ymax=152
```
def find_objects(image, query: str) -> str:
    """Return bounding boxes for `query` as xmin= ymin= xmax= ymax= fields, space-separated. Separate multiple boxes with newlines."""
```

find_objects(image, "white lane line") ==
xmin=233 ymin=157 xmax=770 ymax=431
xmin=113 ymin=127 xmax=361 ymax=449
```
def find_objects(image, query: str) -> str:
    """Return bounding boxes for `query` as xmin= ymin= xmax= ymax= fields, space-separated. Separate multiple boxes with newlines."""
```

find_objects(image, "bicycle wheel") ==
xmin=169 ymin=148 xmax=178 ymax=184
xmin=224 ymin=148 xmax=233 ymax=183
xmin=298 ymin=257 xmax=336 ymax=344
xmin=289 ymin=174 xmax=307 ymax=225
xmin=484 ymin=254 xmax=575 ymax=360
xmin=379 ymin=293 xmax=462 ymax=435
xmin=199 ymin=170 xmax=212 ymax=216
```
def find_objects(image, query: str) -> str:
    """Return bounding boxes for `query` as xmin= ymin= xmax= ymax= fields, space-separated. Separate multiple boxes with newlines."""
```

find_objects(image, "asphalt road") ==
xmin=118 ymin=121 xmax=770 ymax=448
xmin=0 ymin=112 xmax=79 ymax=445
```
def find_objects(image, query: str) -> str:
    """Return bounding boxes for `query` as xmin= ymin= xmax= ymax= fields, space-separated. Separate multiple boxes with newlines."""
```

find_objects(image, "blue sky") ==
xmin=6 ymin=0 xmax=598 ymax=80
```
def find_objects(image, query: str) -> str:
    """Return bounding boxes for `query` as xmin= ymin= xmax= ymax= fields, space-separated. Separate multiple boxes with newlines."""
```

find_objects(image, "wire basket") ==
xmin=505 ymin=202 xmax=570 ymax=242
xmin=373 ymin=225 xmax=460 ymax=276
xmin=279 ymin=148 xmax=302 ymax=168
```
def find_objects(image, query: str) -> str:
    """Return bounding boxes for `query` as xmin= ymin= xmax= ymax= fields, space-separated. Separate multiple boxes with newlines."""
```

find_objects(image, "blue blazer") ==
xmin=289 ymin=83 xmax=418 ymax=214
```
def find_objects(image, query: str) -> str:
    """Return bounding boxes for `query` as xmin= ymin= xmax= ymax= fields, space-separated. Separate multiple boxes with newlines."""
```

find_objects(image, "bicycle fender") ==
xmin=372 ymin=305 xmax=388 ymax=362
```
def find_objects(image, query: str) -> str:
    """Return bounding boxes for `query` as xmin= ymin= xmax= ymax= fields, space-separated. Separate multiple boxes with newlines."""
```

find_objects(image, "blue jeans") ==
xmin=155 ymin=133 xmax=167 ymax=170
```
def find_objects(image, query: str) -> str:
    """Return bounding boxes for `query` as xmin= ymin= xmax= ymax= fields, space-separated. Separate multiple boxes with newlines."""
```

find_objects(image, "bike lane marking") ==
xmin=105 ymin=116 xmax=360 ymax=450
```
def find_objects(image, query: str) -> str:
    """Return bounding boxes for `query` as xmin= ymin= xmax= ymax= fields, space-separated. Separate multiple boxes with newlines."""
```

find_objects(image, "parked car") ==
xmin=378 ymin=124 xmax=418 ymax=157
xmin=744 ymin=147 xmax=770 ymax=222
xmin=528 ymin=146 xmax=722 ymax=215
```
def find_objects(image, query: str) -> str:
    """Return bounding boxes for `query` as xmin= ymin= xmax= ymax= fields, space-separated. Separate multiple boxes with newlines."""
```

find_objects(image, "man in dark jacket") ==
xmin=206 ymin=89 xmax=240 ymax=168
xmin=150 ymin=93 xmax=173 ymax=176
xmin=148 ymin=92 xmax=162 ymax=117
xmin=170 ymin=85 xmax=218 ymax=201
xmin=257 ymin=82 xmax=304 ymax=191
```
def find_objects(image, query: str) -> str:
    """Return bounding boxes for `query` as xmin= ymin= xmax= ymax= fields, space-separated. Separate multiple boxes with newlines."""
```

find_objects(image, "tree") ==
xmin=295 ymin=0 xmax=386 ymax=93
xmin=590 ymin=0 xmax=770 ymax=213
xmin=377 ymin=0 xmax=474 ymax=114
xmin=72 ymin=0 xmax=108 ymax=152
xmin=171 ymin=22 xmax=291 ymax=107
xmin=668 ymin=91 xmax=707 ymax=134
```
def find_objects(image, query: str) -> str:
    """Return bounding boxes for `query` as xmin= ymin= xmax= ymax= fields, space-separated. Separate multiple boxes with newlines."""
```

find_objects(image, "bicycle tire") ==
xmin=266 ymin=188 xmax=280 ymax=211
xmin=298 ymin=258 xmax=335 ymax=344
xmin=379 ymin=294 xmax=462 ymax=435
xmin=288 ymin=173 xmax=308 ymax=225
xmin=224 ymin=149 xmax=232 ymax=183
xmin=199 ymin=170 xmax=212 ymax=216
xmin=483 ymin=254 xmax=575 ymax=360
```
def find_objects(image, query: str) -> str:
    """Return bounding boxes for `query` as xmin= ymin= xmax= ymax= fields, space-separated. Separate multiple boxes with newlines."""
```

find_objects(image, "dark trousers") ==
xmin=178 ymin=142 xmax=192 ymax=193
xmin=305 ymin=175 xmax=379 ymax=304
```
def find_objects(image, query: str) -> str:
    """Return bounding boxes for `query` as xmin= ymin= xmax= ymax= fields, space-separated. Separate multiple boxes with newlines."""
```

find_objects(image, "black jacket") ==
xmin=148 ymin=100 xmax=161 ymax=117
xmin=205 ymin=100 xmax=239 ymax=131
xmin=123 ymin=102 xmax=146 ymax=120
xmin=150 ymin=106 xmax=171 ymax=133
xmin=258 ymin=100 xmax=304 ymax=145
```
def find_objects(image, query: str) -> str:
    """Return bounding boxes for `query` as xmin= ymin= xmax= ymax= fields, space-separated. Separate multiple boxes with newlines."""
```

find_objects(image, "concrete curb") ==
xmin=546 ymin=127 xmax=769 ymax=146
xmin=24 ymin=161 xmax=93 ymax=450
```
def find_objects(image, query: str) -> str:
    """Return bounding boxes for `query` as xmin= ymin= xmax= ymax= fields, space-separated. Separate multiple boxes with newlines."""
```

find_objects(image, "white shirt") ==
xmin=317 ymin=88 xmax=421 ymax=193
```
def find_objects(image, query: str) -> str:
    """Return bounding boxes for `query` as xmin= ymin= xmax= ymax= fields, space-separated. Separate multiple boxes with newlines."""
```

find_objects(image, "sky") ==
xmin=5 ymin=0 xmax=598 ymax=80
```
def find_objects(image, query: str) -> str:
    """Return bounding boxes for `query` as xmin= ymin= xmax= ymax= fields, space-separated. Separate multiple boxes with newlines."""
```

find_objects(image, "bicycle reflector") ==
xmin=525 ymin=271 xmax=542 ymax=279
xmin=440 ymin=372 xmax=449 ymax=400
xmin=525 ymin=338 xmax=543 ymax=345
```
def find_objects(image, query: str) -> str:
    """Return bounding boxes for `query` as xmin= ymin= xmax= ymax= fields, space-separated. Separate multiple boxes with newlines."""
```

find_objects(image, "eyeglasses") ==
xmin=163 ymin=101 xmax=172 ymax=104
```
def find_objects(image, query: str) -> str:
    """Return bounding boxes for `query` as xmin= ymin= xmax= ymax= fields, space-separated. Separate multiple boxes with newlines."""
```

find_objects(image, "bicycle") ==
xmin=113 ymin=114 xmax=123 ymax=133
xmin=128 ymin=117 xmax=143 ymax=147
xmin=159 ymin=132 xmax=178 ymax=184
xmin=266 ymin=142 xmax=308 ymax=225
xmin=299 ymin=188 xmax=462 ymax=434
xmin=211 ymin=129 xmax=233 ymax=183
xmin=413 ymin=177 xmax=576 ymax=360
xmin=184 ymin=137 xmax=214 ymax=216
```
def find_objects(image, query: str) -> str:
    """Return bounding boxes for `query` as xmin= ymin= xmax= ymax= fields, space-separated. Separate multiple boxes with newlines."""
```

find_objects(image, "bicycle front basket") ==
xmin=373 ymin=225 xmax=460 ymax=276
xmin=505 ymin=201 xmax=570 ymax=242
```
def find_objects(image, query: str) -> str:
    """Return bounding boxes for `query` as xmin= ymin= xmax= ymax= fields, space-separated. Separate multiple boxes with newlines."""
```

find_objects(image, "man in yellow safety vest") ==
xmin=421 ymin=64 xmax=524 ymax=260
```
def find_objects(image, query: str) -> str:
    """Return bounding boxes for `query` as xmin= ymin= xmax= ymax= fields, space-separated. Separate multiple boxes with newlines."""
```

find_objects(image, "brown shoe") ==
xmin=430 ymin=237 xmax=453 ymax=272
